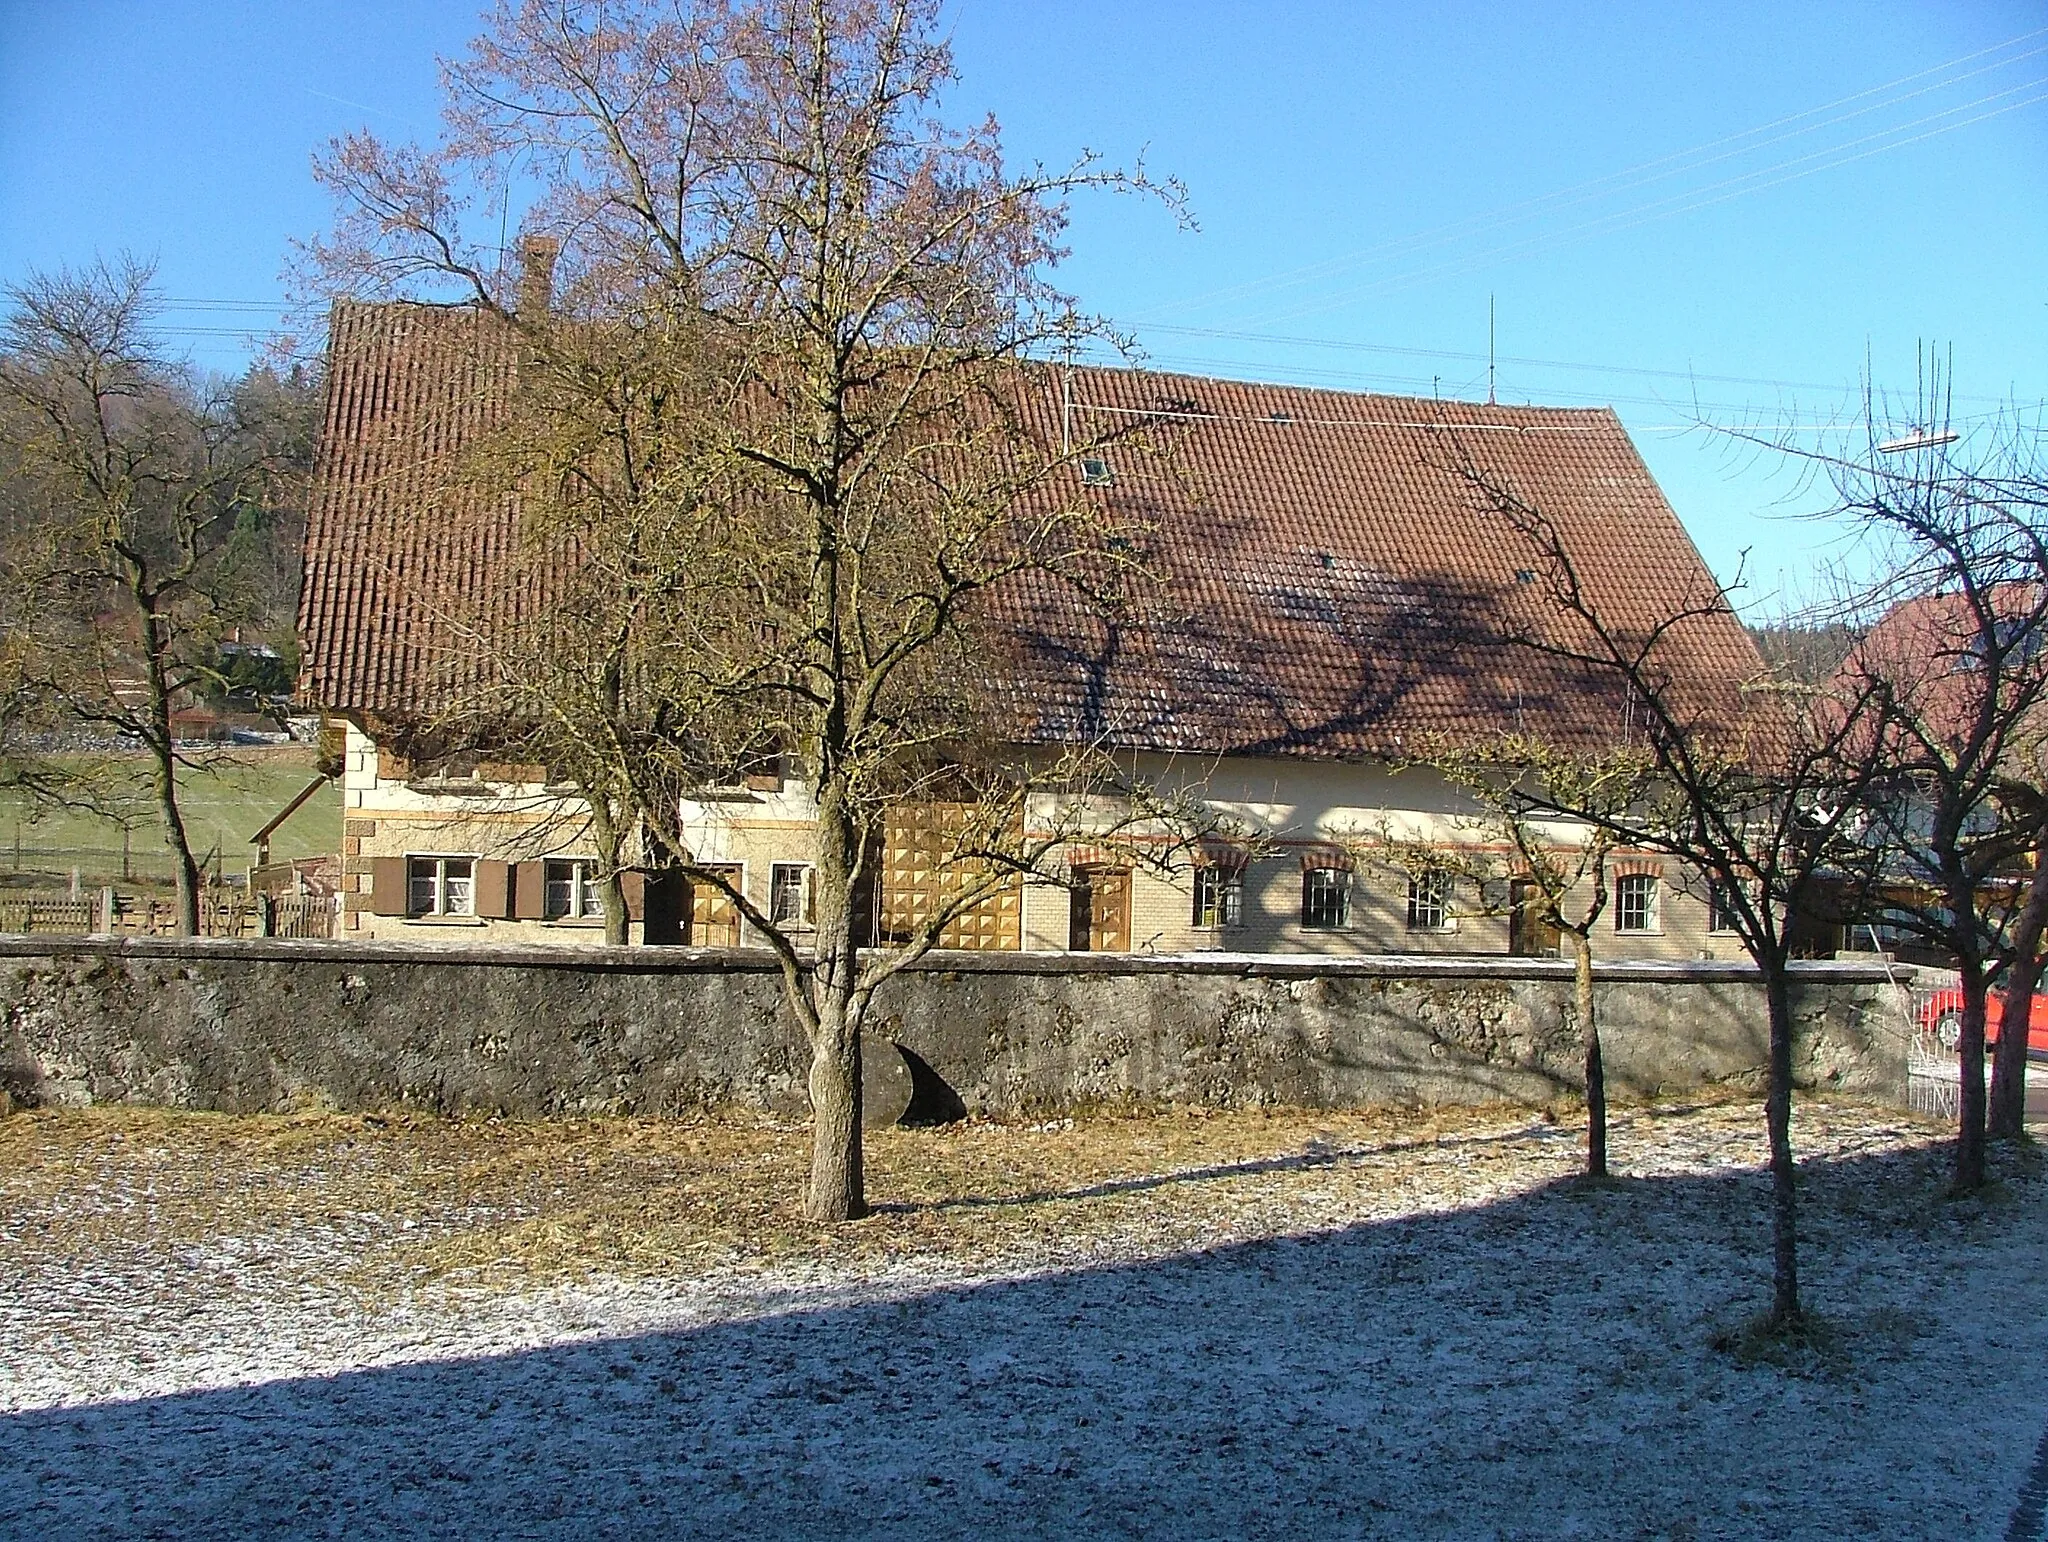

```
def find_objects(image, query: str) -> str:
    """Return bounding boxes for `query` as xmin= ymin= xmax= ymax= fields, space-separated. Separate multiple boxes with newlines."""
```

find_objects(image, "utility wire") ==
xmin=1248 ymin=78 xmax=2048 ymax=327
xmin=1146 ymin=23 xmax=2048 ymax=320
xmin=1069 ymin=342 xmax=1842 ymax=419
xmin=1128 ymin=325 xmax=2026 ymax=409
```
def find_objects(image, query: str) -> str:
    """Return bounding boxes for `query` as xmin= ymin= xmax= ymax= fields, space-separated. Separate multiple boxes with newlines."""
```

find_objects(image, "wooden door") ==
xmin=1509 ymin=880 xmax=1560 ymax=957
xmin=1069 ymin=866 xmax=1131 ymax=952
xmin=687 ymin=866 xmax=743 ymax=947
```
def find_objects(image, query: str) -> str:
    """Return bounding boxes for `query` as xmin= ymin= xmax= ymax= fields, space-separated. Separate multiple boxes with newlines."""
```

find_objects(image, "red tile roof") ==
xmin=298 ymin=301 xmax=1761 ymax=759
xmin=1840 ymin=583 xmax=2048 ymax=752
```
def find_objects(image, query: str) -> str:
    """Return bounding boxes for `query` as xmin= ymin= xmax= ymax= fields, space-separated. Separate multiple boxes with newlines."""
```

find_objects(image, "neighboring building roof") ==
xmin=298 ymin=300 xmax=1762 ymax=759
xmin=1839 ymin=583 xmax=2048 ymax=754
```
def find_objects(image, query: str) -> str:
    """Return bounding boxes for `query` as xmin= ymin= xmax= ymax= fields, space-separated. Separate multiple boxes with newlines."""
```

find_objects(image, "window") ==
xmin=1616 ymin=874 xmax=1660 ymax=933
xmin=1079 ymin=454 xmax=1114 ymax=487
xmin=407 ymin=856 xmax=475 ymax=916
xmin=770 ymin=862 xmax=814 ymax=927
xmin=740 ymin=746 xmax=785 ymax=792
xmin=1407 ymin=870 xmax=1454 ymax=931
xmin=1301 ymin=867 xmax=1348 ymax=930
xmin=1707 ymin=880 xmax=1741 ymax=935
xmin=544 ymin=858 xmax=603 ymax=920
xmin=1961 ymin=616 xmax=2047 ymax=672
xmin=1192 ymin=867 xmax=1244 ymax=929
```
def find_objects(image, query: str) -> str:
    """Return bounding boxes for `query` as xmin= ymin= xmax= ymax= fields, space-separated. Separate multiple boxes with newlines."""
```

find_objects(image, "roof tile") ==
xmin=299 ymin=302 xmax=1760 ymax=759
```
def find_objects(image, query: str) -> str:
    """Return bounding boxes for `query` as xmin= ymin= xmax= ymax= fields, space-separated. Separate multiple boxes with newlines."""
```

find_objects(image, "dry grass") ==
xmin=0 ymin=1088 xmax=1857 ymax=1298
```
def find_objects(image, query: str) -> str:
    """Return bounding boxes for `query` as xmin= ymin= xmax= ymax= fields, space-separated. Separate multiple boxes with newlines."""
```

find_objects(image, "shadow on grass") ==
xmin=3 ymin=1142 xmax=2038 ymax=1541
xmin=872 ymin=1102 xmax=1734 ymax=1216
xmin=872 ymin=1114 xmax=1587 ymax=1214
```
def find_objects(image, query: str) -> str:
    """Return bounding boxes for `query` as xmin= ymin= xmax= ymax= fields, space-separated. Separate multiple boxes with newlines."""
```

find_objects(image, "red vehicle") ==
xmin=1920 ymin=987 xmax=2048 ymax=1058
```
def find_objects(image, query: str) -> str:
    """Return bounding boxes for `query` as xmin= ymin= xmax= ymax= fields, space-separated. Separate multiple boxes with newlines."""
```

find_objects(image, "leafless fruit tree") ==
xmin=1459 ymin=453 xmax=1888 ymax=1330
xmin=1820 ymin=415 xmax=2048 ymax=1175
xmin=1353 ymin=736 xmax=1656 ymax=1178
xmin=302 ymin=0 xmax=1194 ymax=1219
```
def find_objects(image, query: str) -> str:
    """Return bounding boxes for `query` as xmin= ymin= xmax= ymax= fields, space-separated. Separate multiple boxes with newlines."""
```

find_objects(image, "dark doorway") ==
xmin=641 ymin=872 xmax=687 ymax=946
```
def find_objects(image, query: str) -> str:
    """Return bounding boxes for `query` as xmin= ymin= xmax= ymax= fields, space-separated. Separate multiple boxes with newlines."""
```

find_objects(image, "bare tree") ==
xmin=1824 ymin=421 xmax=2048 ymax=1174
xmin=1359 ymin=738 xmax=1655 ymax=1179
xmin=0 ymin=258 xmax=307 ymax=933
xmin=1352 ymin=738 xmax=1654 ymax=1177
xmin=302 ymin=0 xmax=1191 ymax=1219
xmin=1460 ymin=458 xmax=1886 ymax=1331
xmin=1991 ymin=803 xmax=2048 ymax=1138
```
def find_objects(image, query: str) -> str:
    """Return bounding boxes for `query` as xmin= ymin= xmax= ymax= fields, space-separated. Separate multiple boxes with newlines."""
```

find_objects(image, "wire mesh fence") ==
xmin=1901 ymin=976 xmax=2048 ymax=1125
xmin=2 ymin=841 xmax=246 ymax=886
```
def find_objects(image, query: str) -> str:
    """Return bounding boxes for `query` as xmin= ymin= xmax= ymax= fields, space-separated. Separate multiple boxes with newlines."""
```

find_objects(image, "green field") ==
xmin=1 ymin=749 xmax=340 ymax=889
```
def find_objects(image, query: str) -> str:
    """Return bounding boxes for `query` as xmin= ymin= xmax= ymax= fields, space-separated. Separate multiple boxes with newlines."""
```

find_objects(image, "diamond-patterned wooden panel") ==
xmin=877 ymin=804 xmax=1021 ymax=951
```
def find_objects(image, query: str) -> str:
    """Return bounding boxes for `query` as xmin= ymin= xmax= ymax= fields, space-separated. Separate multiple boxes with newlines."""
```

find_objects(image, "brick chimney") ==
xmin=518 ymin=235 xmax=559 ymax=319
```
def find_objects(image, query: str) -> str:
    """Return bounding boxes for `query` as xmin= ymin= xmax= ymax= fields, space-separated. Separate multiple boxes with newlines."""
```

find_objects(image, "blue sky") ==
xmin=2 ymin=1 xmax=2043 ymax=613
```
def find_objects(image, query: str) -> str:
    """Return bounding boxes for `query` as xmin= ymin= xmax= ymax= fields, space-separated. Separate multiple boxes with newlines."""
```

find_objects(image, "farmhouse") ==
xmin=298 ymin=292 xmax=1761 ymax=959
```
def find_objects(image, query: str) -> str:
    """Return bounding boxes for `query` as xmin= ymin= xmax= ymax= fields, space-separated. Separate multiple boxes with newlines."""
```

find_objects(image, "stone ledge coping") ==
xmin=0 ymin=933 xmax=1912 ymax=985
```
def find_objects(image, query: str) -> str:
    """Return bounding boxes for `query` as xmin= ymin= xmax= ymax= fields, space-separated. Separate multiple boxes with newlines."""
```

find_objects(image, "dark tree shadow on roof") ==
xmin=994 ymin=488 xmax=1626 ymax=762
xmin=4 ymin=1141 xmax=2041 ymax=1541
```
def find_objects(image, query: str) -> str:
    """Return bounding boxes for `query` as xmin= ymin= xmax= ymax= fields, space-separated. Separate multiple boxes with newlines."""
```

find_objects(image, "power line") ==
xmin=163 ymin=310 xmax=2043 ymax=426
xmin=159 ymin=300 xmax=293 ymax=314
xmin=1140 ymin=25 xmax=2048 ymax=325
xmin=1068 ymin=398 xmax=1602 ymax=433
xmin=1246 ymin=77 xmax=2048 ymax=327
xmin=1064 ymin=341 xmax=2039 ymax=432
xmin=1130 ymin=324 xmax=2026 ymax=409
xmin=1078 ymin=344 xmax=1842 ymax=419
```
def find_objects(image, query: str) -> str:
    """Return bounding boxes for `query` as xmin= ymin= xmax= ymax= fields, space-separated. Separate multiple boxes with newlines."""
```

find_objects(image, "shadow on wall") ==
xmin=0 ymin=944 xmax=1911 ymax=1120
xmin=3 ymin=1142 xmax=2036 ymax=1540
xmin=897 ymin=1043 xmax=968 ymax=1125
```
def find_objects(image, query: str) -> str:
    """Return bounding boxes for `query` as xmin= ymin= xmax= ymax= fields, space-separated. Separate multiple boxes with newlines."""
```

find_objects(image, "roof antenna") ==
xmin=1059 ymin=322 xmax=1077 ymax=456
xmin=1487 ymin=294 xmax=1497 ymax=406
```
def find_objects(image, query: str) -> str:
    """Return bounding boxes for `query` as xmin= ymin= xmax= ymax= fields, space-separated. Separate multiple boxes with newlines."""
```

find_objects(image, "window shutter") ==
xmin=474 ymin=860 xmax=511 ymax=919
xmin=368 ymin=857 xmax=408 ymax=916
xmin=621 ymin=871 xmax=646 ymax=921
xmin=512 ymin=861 xmax=547 ymax=920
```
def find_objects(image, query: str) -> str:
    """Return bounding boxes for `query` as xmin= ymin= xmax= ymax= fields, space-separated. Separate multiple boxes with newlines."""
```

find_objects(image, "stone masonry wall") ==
xmin=0 ymin=937 xmax=1913 ymax=1121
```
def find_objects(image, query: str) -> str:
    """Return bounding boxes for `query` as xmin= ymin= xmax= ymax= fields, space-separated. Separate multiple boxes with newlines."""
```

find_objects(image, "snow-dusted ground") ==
xmin=5 ymin=1101 xmax=2048 ymax=1540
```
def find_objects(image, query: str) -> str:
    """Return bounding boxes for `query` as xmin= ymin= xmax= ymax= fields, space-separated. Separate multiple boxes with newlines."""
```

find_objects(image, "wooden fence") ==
xmin=0 ymin=890 xmax=335 ymax=939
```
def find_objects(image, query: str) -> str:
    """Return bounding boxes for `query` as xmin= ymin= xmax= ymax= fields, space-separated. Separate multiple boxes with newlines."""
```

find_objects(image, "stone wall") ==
xmin=0 ymin=937 xmax=1914 ymax=1121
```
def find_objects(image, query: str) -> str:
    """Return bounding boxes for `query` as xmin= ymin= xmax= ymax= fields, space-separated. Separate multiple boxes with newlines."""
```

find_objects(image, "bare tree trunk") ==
xmin=1955 ymin=965 xmax=1992 ymax=1190
xmin=151 ymin=746 xmax=202 ymax=936
xmin=1568 ymin=929 xmax=1606 ymax=1178
xmin=1762 ymin=964 xmax=1802 ymax=1327
xmin=803 ymin=793 xmax=867 ymax=1222
xmin=588 ymin=798 xmax=630 ymax=946
xmin=600 ymin=879 xmax=629 ymax=946
xmin=1990 ymin=827 xmax=2048 ymax=1140
xmin=803 ymin=966 xmax=866 ymax=1221
xmin=138 ymin=611 xmax=200 ymax=936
